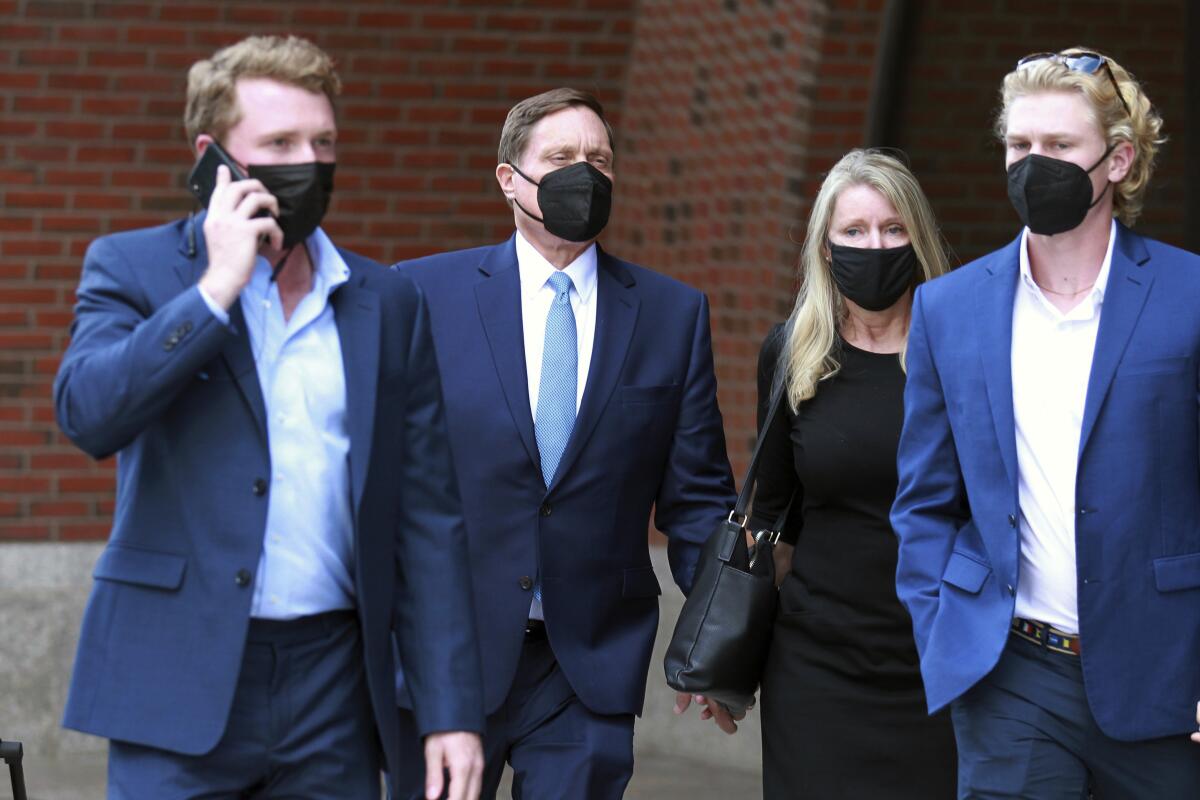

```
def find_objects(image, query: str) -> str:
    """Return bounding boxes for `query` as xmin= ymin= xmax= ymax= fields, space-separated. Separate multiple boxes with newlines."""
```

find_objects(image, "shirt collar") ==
xmin=248 ymin=227 xmax=350 ymax=299
xmin=1018 ymin=218 xmax=1116 ymax=303
xmin=515 ymin=230 xmax=597 ymax=303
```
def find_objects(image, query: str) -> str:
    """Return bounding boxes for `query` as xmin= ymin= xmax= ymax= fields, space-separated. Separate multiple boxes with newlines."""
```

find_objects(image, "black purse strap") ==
xmin=731 ymin=371 xmax=790 ymax=526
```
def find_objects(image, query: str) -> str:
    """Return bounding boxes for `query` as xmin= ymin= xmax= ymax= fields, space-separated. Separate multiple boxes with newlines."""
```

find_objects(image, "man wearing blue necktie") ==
xmin=391 ymin=88 xmax=737 ymax=798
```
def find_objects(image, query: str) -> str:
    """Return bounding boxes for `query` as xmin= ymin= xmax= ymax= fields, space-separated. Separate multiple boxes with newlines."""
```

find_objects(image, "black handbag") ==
xmin=663 ymin=381 xmax=790 ymax=715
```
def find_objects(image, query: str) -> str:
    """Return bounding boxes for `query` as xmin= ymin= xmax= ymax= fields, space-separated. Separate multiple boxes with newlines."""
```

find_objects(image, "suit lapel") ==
xmin=1078 ymin=225 xmax=1153 ymax=458
xmin=550 ymin=250 xmax=638 ymax=492
xmin=220 ymin=303 xmax=269 ymax=443
xmin=332 ymin=264 xmax=381 ymax=516
xmin=474 ymin=239 xmax=541 ymax=472
xmin=974 ymin=238 xmax=1021 ymax=491
xmin=173 ymin=212 xmax=268 ymax=440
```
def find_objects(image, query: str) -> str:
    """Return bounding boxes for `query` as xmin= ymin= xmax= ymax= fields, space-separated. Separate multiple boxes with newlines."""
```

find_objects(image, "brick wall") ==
xmin=0 ymin=0 xmax=638 ymax=540
xmin=1 ymin=0 xmax=1192 ymax=540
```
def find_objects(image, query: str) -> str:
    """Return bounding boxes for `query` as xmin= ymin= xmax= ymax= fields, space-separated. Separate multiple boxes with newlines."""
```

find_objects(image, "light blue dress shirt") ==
xmin=200 ymin=229 xmax=355 ymax=619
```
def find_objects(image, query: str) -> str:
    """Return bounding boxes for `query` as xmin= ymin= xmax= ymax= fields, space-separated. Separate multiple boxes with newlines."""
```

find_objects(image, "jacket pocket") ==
xmin=1153 ymin=552 xmax=1200 ymax=592
xmin=622 ymin=566 xmax=662 ymax=598
xmin=941 ymin=551 xmax=991 ymax=594
xmin=93 ymin=545 xmax=187 ymax=591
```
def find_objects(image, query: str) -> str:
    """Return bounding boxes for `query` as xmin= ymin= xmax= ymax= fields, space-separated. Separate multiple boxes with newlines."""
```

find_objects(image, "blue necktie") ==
xmin=534 ymin=271 xmax=578 ymax=488
xmin=532 ymin=272 xmax=576 ymax=610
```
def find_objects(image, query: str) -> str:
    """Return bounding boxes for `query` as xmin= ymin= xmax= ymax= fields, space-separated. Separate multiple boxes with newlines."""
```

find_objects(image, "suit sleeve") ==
xmin=54 ymin=235 xmax=233 ymax=459
xmin=653 ymin=293 xmax=738 ymax=595
xmin=390 ymin=280 xmax=485 ymax=737
xmin=890 ymin=285 xmax=970 ymax=657
xmin=747 ymin=324 xmax=803 ymax=544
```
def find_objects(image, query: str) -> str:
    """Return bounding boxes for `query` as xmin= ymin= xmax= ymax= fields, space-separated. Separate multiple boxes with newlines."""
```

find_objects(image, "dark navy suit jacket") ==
xmin=891 ymin=223 xmax=1200 ymax=741
xmin=54 ymin=216 xmax=483 ymax=768
xmin=395 ymin=236 xmax=736 ymax=717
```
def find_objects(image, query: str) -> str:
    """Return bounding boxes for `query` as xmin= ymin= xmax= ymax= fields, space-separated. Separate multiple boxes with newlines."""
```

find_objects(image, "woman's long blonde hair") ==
xmin=782 ymin=149 xmax=950 ymax=410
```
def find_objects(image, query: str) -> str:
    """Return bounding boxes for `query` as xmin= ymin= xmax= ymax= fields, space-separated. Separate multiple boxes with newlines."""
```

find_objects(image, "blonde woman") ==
xmin=749 ymin=149 xmax=955 ymax=798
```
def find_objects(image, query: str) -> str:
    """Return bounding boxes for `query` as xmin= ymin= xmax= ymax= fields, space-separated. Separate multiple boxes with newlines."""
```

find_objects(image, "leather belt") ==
xmin=1011 ymin=617 xmax=1081 ymax=656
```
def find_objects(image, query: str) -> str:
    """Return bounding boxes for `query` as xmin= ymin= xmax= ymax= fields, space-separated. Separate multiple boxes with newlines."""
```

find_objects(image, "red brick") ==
xmin=0 ymin=524 xmax=52 ymax=541
xmin=0 ymin=72 xmax=42 ymax=89
xmin=127 ymin=26 xmax=187 ymax=46
xmin=6 ymin=192 xmax=67 ymax=209
xmin=47 ymin=73 xmax=108 ymax=91
xmin=29 ymin=452 xmax=92 ymax=470
xmin=30 ymin=501 xmax=90 ymax=517
xmin=158 ymin=4 xmax=220 ymax=22
xmin=18 ymin=48 xmax=80 ymax=66
xmin=1 ymin=241 xmax=64 ymax=258
xmin=357 ymin=11 xmax=414 ymax=27
xmin=13 ymin=95 xmax=74 ymax=113
xmin=58 ymin=25 xmax=120 ymax=43
xmin=59 ymin=476 xmax=115 ymax=493
xmin=422 ymin=12 xmax=476 ymax=30
xmin=60 ymin=523 xmax=112 ymax=540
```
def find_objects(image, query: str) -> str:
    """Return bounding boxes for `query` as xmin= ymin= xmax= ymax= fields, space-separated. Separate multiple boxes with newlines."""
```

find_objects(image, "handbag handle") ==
xmin=730 ymin=370 xmax=789 ymax=526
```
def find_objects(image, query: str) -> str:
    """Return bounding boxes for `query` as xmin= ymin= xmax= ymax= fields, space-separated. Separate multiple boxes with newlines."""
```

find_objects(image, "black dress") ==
xmin=751 ymin=324 xmax=956 ymax=799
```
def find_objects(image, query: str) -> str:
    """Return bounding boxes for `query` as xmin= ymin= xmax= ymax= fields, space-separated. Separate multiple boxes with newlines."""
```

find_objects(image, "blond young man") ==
xmin=892 ymin=49 xmax=1200 ymax=797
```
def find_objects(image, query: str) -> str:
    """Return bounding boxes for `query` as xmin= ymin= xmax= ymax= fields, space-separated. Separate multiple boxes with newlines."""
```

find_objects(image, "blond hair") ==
xmin=995 ymin=48 xmax=1164 ymax=226
xmin=782 ymin=149 xmax=950 ymax=409
xmin=184 ymin=35 xmax=341 ymax=145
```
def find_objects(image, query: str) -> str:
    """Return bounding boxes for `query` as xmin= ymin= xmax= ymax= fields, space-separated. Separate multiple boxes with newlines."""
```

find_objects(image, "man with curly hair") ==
xmin=892 ymin=49 xmax=1200 ymax=797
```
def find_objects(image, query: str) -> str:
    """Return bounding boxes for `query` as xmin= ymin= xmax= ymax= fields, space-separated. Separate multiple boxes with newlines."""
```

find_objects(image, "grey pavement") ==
xmin=1 ymin=750 xmax=760 ymax=799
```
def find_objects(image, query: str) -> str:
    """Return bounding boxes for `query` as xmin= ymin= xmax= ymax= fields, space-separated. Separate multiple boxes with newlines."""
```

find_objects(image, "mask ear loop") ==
xmin=1084 ymin=142 xmax=1119 ymax=210
xmin=506 ymin=163 xmax=547 ymax=224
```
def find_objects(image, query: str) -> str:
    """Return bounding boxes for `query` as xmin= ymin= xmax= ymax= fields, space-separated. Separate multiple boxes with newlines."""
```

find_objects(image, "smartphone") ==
xmin=187 ymin=140 xmax=248 ymax=209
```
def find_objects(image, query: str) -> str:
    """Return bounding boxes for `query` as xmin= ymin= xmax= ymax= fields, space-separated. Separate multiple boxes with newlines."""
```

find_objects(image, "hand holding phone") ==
xmin=191 ymin=142 xmax=283 ymax=310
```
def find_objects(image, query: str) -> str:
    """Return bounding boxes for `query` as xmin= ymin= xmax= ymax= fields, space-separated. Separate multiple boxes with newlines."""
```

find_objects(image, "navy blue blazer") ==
xmin=54 ymin=217 xmax=483 ymax=767
xmin=395 ymin=236 xmax=735 ymax=717
xmin=891 ymin=223 xmax=1200 ymax=741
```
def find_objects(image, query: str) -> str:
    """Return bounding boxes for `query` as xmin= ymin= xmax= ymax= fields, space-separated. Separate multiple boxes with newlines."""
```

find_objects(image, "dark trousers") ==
xmin=390 ymin=632 xmax=635 ymax=800
xmin=951 ymin=633 xmax=1200 ymax=799
xmin=108 ymin=611 xmax=381 ymax=799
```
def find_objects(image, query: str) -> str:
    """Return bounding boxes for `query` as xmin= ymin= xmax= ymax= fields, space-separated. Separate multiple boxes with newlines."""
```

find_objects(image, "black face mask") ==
xmin=509 ymin=161 xmax=612 ymax=242
xmin=828 ymin=243 xmax=918 ymax=312
xmin=1006 ymin=144 xmax=1114 ymax=236
xmin=247 ymin=161 xmax=336 ymax=248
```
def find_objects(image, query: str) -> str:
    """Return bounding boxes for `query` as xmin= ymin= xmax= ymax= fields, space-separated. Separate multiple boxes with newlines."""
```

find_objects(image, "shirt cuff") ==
xmin=197 ymin=284 xmax=231 ymax=326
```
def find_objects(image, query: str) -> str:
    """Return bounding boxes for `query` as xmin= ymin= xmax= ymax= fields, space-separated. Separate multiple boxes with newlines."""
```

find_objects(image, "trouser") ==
xmin=951 ymin=631 xmax=1200 ymax=799
xmin=109 ymin=611 xmax=381 ymax=799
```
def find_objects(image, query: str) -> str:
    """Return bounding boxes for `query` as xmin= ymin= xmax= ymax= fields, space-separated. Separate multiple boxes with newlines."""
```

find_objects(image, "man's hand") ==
xmin=198 ymin=164 xmax=283 ymax=310
xmin=673 ymin=691 xmax=748 ymax=735
xmin=1191 ymin=701 xmax=1200 ymax=744
xmin=424 ymin=730 xmax=483 ymax=800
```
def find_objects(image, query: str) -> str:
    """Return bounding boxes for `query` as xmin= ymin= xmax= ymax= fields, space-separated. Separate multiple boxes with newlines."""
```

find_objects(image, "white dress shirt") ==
xmin=200 ymin=229 xmax=356 ymax=620
xmin=516 ymin=231 xmax=598 ymax=620
xmin=1011 ymin=220 xmax=1116 ymax=633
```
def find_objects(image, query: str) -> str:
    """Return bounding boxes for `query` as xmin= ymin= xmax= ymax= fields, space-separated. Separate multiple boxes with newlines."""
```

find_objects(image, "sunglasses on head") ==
xmin=1016 ymin=51 xmax=1132 ymax=118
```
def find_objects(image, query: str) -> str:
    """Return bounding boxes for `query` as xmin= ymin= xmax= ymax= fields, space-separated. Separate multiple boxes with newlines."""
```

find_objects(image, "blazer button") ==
xmin=252 ymin=478 xmax=267 ymax=496
xmin=235 ymin=568 xmax=251 ymax=587
xmin=1006 ymin=584 xmax=1015 ymax=596
xmin=518 ymin=576 xmax=534 ymax=591
xmin=1007 ymin=514 xmax=1017 ymax=528
xmin=539 ymin=504 xmax=552 ymax=517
